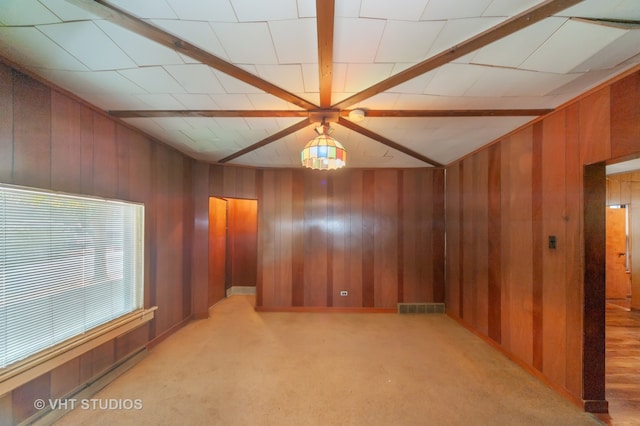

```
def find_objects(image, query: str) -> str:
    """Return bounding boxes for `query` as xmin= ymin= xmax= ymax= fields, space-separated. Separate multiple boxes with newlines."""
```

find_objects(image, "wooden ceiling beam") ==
xmin=337 ymin=117 xmax=444 ymax=168
xmin=218 ymin=119 xmax=310 ymax=164
xmin=316 ymin=0 xmax=335 ymax=108
xmin=68 ymin=0 xmax=319 ymax=111
xmin=341 ymin=108 xmax=554 ymax=118
xmin=109 ymin=110 xmax=311 ymax=118
xmin=331 ymin=0 xmax=585 ymax=110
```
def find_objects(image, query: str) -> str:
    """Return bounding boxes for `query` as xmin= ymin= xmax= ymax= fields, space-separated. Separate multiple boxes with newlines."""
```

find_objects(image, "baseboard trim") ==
xmin=29 ymin=348 xmax=147 ymax=425
xmin=255 ymin=306 xmax=396 ymax=313
xmin=146 ymin=315 xmax=193 ymax=351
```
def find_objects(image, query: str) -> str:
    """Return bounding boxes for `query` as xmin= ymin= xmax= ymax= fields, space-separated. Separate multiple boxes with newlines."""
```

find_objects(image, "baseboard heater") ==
xmin=397 ymin=303 xmax=446 ymax=314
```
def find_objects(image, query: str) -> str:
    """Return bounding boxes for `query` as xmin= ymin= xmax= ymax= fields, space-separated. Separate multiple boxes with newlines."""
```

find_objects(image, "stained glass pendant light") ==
xmin=301 ymin=120 xmax=346 ymax=170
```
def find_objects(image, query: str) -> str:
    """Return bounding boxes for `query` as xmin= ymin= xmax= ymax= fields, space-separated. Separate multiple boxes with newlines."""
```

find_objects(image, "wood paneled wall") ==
xmin=446 ymin=67 xmax=640 ymax=411
xmin=256 ymin=168 xmax=445 ymax=310
xmin=0 ymin=64 xmax=194 ymax=424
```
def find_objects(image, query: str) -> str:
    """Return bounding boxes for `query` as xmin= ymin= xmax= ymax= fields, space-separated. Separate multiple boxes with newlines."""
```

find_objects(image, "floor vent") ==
xmin=397 ymin=303 xmax=446 ymax=314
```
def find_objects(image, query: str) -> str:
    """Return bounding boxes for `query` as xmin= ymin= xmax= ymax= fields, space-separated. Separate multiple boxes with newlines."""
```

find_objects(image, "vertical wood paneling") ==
xmin=532 ymin=122 xmax=543 ymax=372
xmin=446 ymin=163 xmax=462 ymax=317
xmin=580 ymin=88 xmax=611 ymax=165
xmin=192 ymin=162 xmax=210 ymax=317
xmin=374 ymin=169 xmax=398 ymax=308
xmin=12 ymin=72 xmax=50 ymax=189
xmin=475 ymin=150 xmax=490 ymax=335
xmin=277 ymin=171 xmax=294 ymax=305
xmin=432 ymin=169 xmax=445 ymax=303
xmin=115 ymin=125 xmax=132 ymax=200
xmin=461 ymin=158 xmax=476 ymax=324
xmin=227 ymin=199 xmax=258 ymax=287
xmin=362 ymin=170 xmax=375 ymax=307
xmin=51 ymin=92 xmax=82 ymax=193
xmin=541 ymin=111 xmax=568 ymax=385
xmin=402 ymin=169 xmax=429 ymax=302
xmin=291 ymin=170 xmax=305 ymax=306
xmin=304 ymin=172 xmax=328 ymax=307
xmin=50 ymin=358 xmax=80 ymax=398
xmin=487 ymin=144 xmax=502 ymax=343
xmin=348 ymin=170 xmax=364 ymax=307
xmin=260 ymin=170 xmax=276 ymax=307
xmin=92 ymin=113 xmax=117 ymax=198
xmin=209 ymin=197 xmax=227 ymax=306
xmin=2 ymin=65 xmax=195 ymax=417
xmin=564 ymin=103 xmax=583 ymax=398
xmin=611 ymin=73 xmax=640 ymax=159
xmin=79 ymin=107 xmax=94 ymax=195
xmin=502 ymin=128 xmax=534 ymax=365
xmin=332 ymin=171 xmax=352 ymax=307
xmin=0 ymin=64 xmax=12 ymax=183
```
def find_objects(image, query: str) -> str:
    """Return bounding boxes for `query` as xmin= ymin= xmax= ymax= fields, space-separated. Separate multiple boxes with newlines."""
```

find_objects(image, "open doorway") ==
xmin=602 ymin=159 xmax=640 ymax=422
xmin=605 ymin=204 xmax=631 ymax=309
xmin=208 ymin=197 xmax=258 ymax=307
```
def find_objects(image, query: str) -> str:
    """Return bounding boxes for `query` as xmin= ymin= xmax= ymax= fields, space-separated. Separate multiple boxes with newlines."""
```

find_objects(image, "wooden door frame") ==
xmin=583 ymin=162 xmax=608 ymax=413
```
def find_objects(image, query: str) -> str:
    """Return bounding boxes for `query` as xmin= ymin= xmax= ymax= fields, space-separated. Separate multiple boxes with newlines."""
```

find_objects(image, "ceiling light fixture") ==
xmin=301 ymin=119 xmax=347 ymax=170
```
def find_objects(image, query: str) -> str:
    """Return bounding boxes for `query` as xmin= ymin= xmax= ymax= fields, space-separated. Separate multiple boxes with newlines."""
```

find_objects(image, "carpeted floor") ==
xmin=55 ymin=295 xmax=603 ymax=425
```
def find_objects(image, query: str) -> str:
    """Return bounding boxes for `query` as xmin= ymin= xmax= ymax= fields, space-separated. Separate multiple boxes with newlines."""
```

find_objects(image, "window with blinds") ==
xmin=0 ymin=184 xmax=144 ymax=368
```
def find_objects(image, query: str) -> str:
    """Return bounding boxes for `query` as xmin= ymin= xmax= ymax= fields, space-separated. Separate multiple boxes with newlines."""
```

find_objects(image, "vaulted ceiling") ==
xmin=1 ymin=0 xmax=640 ymax=169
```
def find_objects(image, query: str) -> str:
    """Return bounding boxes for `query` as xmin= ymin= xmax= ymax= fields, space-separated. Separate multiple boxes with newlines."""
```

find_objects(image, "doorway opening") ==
xmin=601 ymin=159 xmax=640 ymax=422
xmin=208 ymin=197 xmax=258 ymax=308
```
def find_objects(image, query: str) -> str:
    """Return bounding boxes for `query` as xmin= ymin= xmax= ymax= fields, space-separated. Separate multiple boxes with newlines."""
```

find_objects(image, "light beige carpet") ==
xmin=55 ymin=295 xmax=602 ymax=425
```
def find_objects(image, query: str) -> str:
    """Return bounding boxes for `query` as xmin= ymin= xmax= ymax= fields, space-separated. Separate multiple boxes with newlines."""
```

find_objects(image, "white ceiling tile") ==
xmin=520 ymin=19 xmax=626 ymax=73
xmin=464 ymin=66 xmax=580 ymax=97
xmin=212 ymin=22 xmax=278 ymax=64
xmin=39 ymin=0 xmax=101 ymax=20
xmin=269 ymin=18 xmax=317 ymax=64
xmin=173 ymin=94 xmax=219 ymax=109
xmin=75 ymin=93 xmax=150 ymax=110
xmin=213 ymin=70 xmax=265 ymax=94
xmin=297 ymin=0 xmax=317 ymax=18
xmin=36 ymin=69 xmax=146 ymax=95
xmin=150 ymin=117 xmax=194 ymax=131
xmin=135 ymin=94 xmax=185 ymax=109
xmin=334 ymin=18 xmax=386 ymax=62
xmin=471 ymin=17 xmax=566 ymax=68
xmin=119 ymin=67 xmax=185 ymax=93
xmin=483 ymin=0 xmax=544 ymax=16
xmin=37 ymin=21 xmax=137 ymax=70
xmin=95 ymin=21 xmax=184 ymax=67
xmin=256 ymin=65 xmax=305 ymax=93
xmin=104 ymin=0 xmax=178 ymax=19
xmin=427 ymin=17 xmax=504 ymax=58
xmin=301 ymin=63 xmax=320 ymax=92
xmin=388 ymin=71 xmax=437 ymax=94
xmin=164 ymin=0 xmax=236 ymax=21
xmin=558 ymin=0 xmax=640 ymax=20
xmin=230 ymin=0 xmax=298 ymax=22
xmin=331 ymin=63 xmax=348 ymax=93
xmin=0 ymin=27 xmax=88 ymax=71
xmin=150 ymin=20 xmax=230 ymax=61
xmin=356 ymin=92 xmax=401 ymax=109
xmin=360 ymin=0 xmax=428 ymax=20
xmin=209 ymin=94 xmax=255 ymax=109
xmin=425 ymin=63 xmax=482 ymax=96
xmin=164 ymin=64 xmax=225 ymax=93
xmin=420 ymin=0 xmax=493 ymax=20
xmin=572 ymin=29 xmax=640 ymax=72
xmin=375 ymin=20 xmax=445 ymax=63
xmin=344 ymin=63 xmax=395 ymax=93
xmin=247 ymin=93 xmax=303 ymax=110
xmin=335 ymin=0 xmax=363 ymax=18
xmin=0 ymin=0 xmax=60 ymax=25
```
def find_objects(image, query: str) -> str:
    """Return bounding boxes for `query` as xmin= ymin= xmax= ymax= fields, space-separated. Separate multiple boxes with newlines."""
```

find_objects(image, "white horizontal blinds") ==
xmin=0 ymin=185 xmax=144 ymax=368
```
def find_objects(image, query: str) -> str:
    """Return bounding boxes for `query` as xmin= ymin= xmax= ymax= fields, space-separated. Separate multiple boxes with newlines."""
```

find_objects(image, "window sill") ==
xmin=0 ymin=307 xmax=157 ymax=396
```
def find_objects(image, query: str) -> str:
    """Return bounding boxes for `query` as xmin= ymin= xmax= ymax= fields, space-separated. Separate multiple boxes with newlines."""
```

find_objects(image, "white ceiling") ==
xmin=1 ymin=0 xmax=640 ymax=168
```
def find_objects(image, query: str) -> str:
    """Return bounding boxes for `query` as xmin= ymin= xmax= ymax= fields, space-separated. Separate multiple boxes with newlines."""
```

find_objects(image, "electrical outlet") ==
xmin=340 ymin=290 xmax=348 ymax=296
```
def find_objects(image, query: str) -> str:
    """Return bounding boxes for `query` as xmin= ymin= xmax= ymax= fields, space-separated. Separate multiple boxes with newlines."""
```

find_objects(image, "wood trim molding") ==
xmin=0 ymin=307 xmax=156 ymax=395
